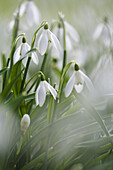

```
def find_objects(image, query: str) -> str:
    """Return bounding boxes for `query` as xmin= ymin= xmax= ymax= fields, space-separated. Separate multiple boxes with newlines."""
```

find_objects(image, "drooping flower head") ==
xmin=21 ymin=114 xmax=30 ymax=132
xmin=35 ymin=75 xmax=57 ymax=107
xmin=93 ymin=17 xmax=112 ymax=47
xmin=13 ymin=36 xmax=39 ymax=66
xmin=65 ymin=63 xmax=94 ymax=97
xmin=20 ymin=0 xmax=41 ymax=27
xmin=37 ymin=23 xmax=61 ymax=55
xmin=53 ymin=20 xmax=80 ymax=51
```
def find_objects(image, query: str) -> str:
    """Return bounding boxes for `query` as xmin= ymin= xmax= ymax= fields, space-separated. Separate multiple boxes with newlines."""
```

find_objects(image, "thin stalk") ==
xmin=62 ymin=49 xmax=67 ymax=74
xmin=7 ymin=33 xmax=25 ymax=81
xmin=27 ymin=79 xmax=37 ymax=94
xmin=35 ymin=52 xmax=48 ymax=91
xmin=20 ymin=57 xmax=31 ymax=93
xmin=40 ymin=52 xmax=48 ymax=71
xmin=2 ymin=58 xmax=10 ymax=91
xmin=60 ymin=17 xmax=67 ymax=74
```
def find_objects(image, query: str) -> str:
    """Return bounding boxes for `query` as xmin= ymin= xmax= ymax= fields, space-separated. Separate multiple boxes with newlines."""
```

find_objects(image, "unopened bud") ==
xmin=21 ymin=114 xmax=30 ymax=132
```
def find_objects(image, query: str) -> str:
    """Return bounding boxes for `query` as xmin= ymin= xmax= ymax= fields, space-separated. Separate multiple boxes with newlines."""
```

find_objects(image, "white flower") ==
xmin=21 ymin=114 xmax=30 ymax=132
xmin=93 ymin=23 xmax=104 ymax=40
xmin=37 ymin=24 xmax=61 ymax=55
xmin=53 ymin=21 xmax=80 ymax=51
xmin=64 ymin=21 xmax=80 ymax=43
xmin=65 ymin=64 xmax=94 ymax=97
xmin=8 ymin=19 xmax=15 ymax=32
xmin=93 ymin=22 xmax=111 ymax=47
xmin=13 ymin=38 xmax=39 ymax=66
xmin=20 ymin=0 xmax=41 ymax=27
xmin=35 ymin=80 xmax=57 ymax=107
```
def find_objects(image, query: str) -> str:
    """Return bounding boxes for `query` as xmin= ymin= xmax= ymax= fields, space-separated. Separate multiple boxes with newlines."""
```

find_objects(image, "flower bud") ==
xmin=21 ymin=114 xmax=30 ymax=132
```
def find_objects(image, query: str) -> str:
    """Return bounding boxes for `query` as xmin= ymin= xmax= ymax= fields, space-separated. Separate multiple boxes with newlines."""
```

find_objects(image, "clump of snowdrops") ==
xmin=1 ymin=0 xmax=113 ymax=170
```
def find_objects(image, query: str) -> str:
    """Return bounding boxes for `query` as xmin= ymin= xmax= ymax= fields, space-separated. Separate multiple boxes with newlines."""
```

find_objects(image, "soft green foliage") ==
xmin=0 ymin=0 xmax=113 ymax=170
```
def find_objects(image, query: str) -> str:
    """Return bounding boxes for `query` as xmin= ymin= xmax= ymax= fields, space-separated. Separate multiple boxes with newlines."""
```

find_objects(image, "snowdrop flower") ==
xmin=64 ymin=21 xmax=80 ymax=43
xmin=53 ymin=21 xmax=80 ymax=51
xmin=20 ymin=0 xmax=41 ymax=27
xmin=8 ymin=19 xmax=15 ymax=32
xmin=35 ymin=79 xmax=57 ymax=107
xmin=93 ymin=23 xmax=105 ymax=40
xmin=13 ymin=37 xmax=39 ymax=66
xmin=65 ymin=64 xmax=94 ymax=97
xmin=37 ymin=24 xmax=61 ymax=55
xmin=21 ymin=114 xmax=30 ymax=132
xmin=93 ymin=19 xmax=112 ymax=47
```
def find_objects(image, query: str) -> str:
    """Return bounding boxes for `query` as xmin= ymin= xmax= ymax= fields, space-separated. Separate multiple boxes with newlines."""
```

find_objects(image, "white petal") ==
xmin=65 ymin=21 xmax=80 ymax=42
xmin=21 ymin=43 xmax=30 ymax=66
xmin=13 ymin=45 xmax=21 ymax=64
xmin=79 ymin=70 xmax=94 ymax=92
xmin=48 ymin=30 xmax=61 ymax=54
xmin=22 ymin=57 xmax=28 ymax=67
xmin=44 ymin=81 xmax=57 ymax=100
xmin=65 ymin=72 xmax=75 ymax=97
xmin=32 ymin=52 xmax=39 ymax=65
xmin=35 ymin=81 xmax=46 ymax=107
xmin=21 ymin=114 xmax=30 ymax=132
xmin=59 ymin=28 xmax=63 ymax=47
xmin=74 ymin=84 xmax=83 ymax=93
xmin=93 ymin=23 xmax=104 ymax=40
xmin=66 ymin=35 xmax=72 ymax=51
xmin=20 ymin=2 xmax=27 ymax=17
xmin=29 ymin=1 xmax=41 ymax=25
xmin=38 ymin=30 xmax=48 ymax=55
xmin=25 ymin=1 xmax=34 ymax=26
xmin=8 ymin=20 xmax=15 ymax=32
xmin=75 ymin=70 xmax=84 ymax=85
xmin=21 ymin=43 xmax=30 ymax=58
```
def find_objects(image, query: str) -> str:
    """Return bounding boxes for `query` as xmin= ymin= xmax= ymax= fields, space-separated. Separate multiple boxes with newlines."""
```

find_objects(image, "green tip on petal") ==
xmin=74 ymin=63 xmax=79 ymax=71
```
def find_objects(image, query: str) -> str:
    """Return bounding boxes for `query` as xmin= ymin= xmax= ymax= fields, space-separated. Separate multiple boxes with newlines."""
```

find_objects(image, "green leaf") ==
xmin=25 ymin=93 xmax=35 ymax=101
xmin=0 ymin=67 xmax=8 ymax=76
xmin=0 ymin=67 xmax=24 ymax=102
xmin=47 ymin=96 xmax=55 ymax=124
xmin=74 ymin=91 xmax=110 ymax=138
xmin=10 ymin=58 xmax=22 ymax=97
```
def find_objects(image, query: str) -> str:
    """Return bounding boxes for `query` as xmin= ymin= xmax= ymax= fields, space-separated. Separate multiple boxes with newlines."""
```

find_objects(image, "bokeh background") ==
xmin=0 ymin=0 xmax=113 ymax=53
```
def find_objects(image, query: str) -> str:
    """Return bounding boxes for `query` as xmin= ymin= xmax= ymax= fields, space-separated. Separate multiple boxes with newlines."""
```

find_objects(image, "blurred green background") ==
xmin=0 ymin=0 xmax=113 ymax=53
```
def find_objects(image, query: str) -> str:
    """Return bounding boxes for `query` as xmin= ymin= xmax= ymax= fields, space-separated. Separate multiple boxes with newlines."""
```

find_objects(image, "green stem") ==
xmin=2 ymin=58 xmax=10 ymax=91
xmin=23 ymin=71 xmax=45 ymax=93
xmin=40 ymin=52 xmax=48 ymax=71
xmin=7 ymin=33 xmax=25 ymax=81
xmin=59 ymin=15 xmax=67 ymax=73
xmin=61 ymin=49 xmax=67 ymax=74
xmin=20 ymin=57 xmax=31 ymax=93
xmin=27 ymin=79 xmax=37 ymax=94
xmin=35 ymin=52 xmax=48 ymax=91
